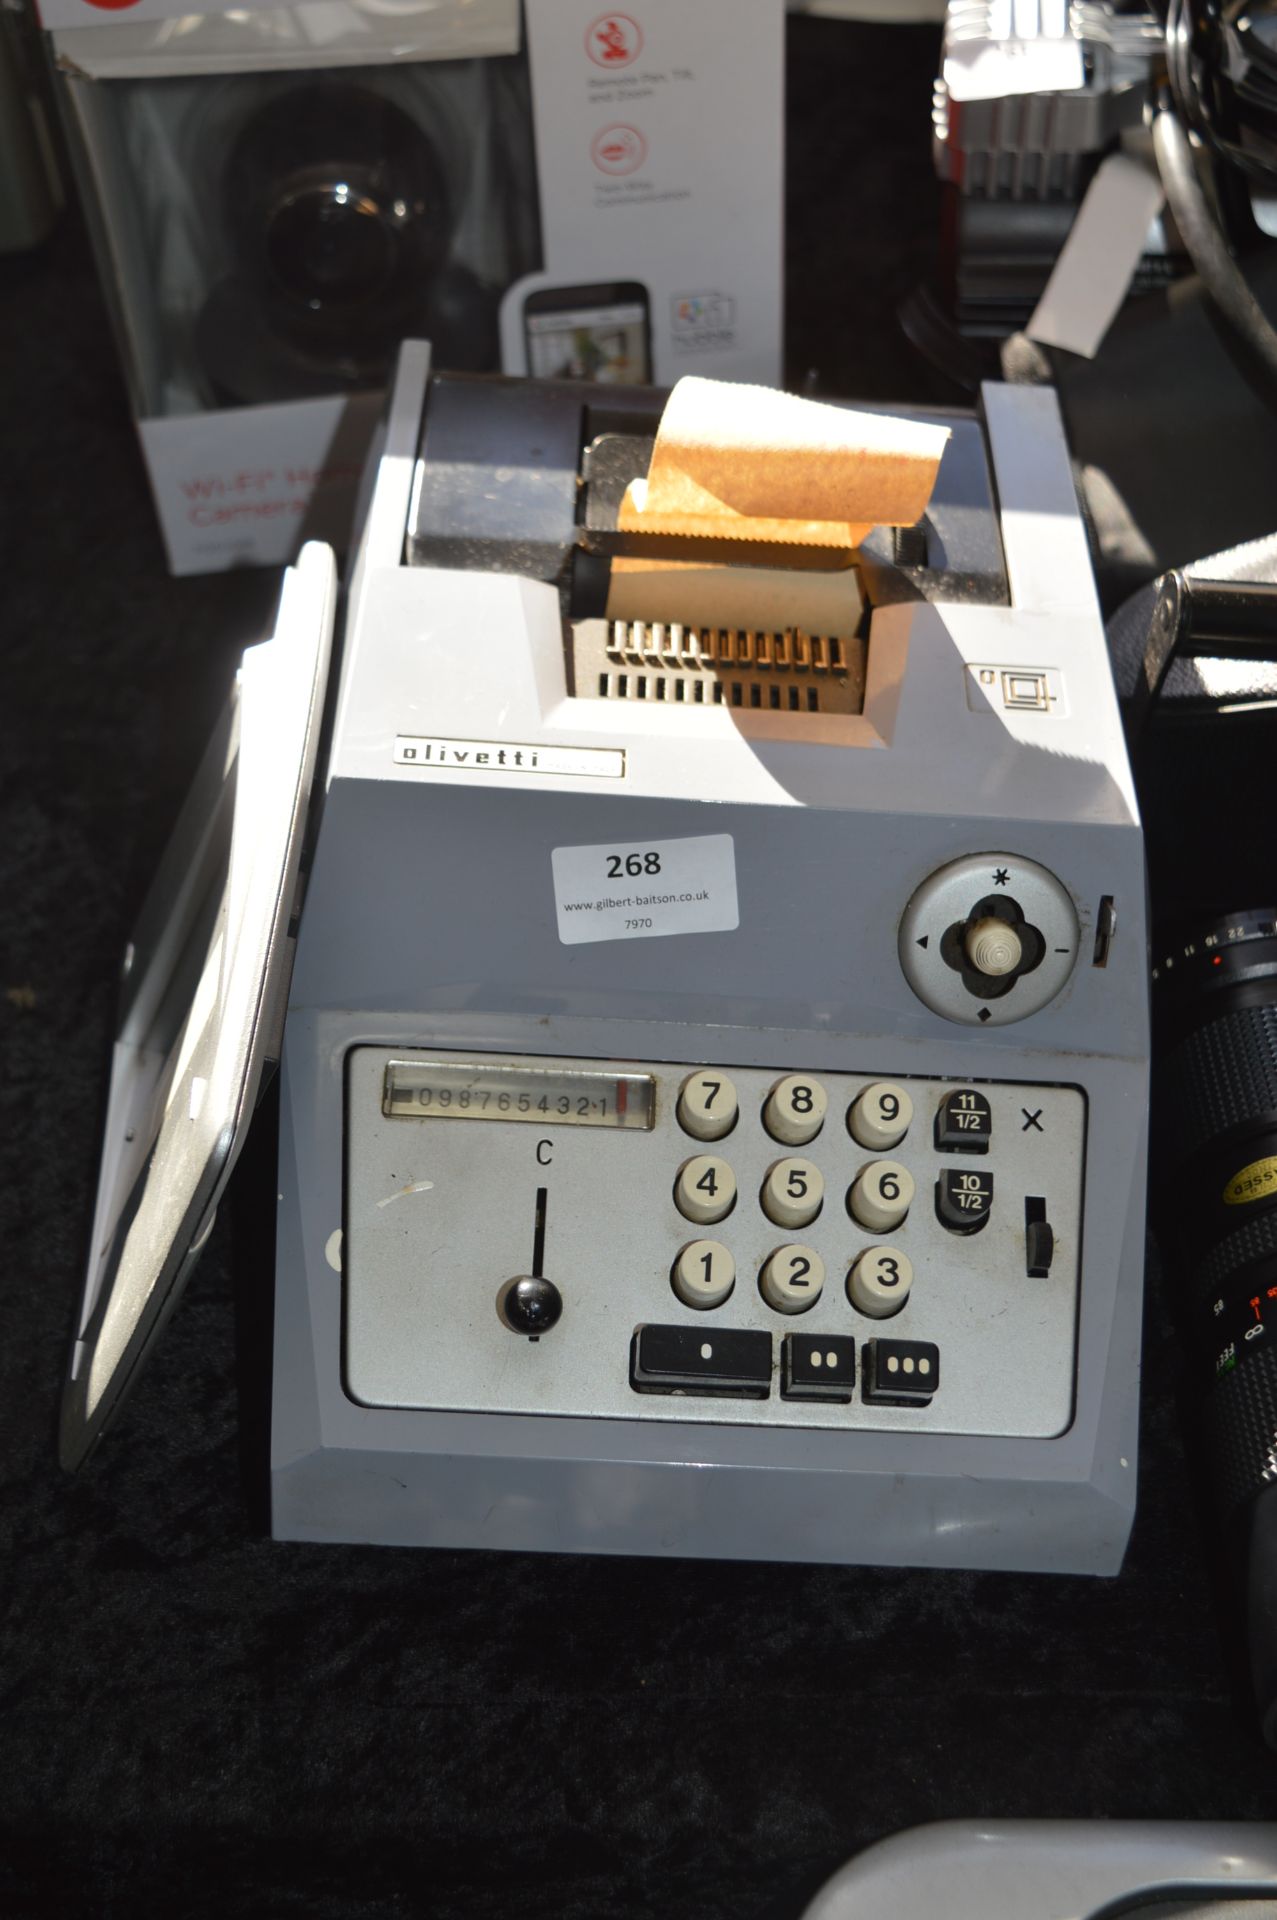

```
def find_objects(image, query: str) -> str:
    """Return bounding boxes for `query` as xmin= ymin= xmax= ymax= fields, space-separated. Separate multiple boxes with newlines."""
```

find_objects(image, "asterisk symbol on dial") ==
xmin=993 ymin=867 xmax=1010 ymax=886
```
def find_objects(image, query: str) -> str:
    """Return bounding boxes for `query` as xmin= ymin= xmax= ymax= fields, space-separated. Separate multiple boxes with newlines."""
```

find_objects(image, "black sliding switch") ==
xmin=631 ymin=1325 xmax=772 ymax=1398
xmin=1025 ymin=1197 xmax=1055 ymax=1277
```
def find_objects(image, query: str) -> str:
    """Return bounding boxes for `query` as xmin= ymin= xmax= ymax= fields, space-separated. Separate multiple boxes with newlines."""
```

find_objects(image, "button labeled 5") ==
xmin=761 ymin=1156 xmax=824 ymax=1228
xmin=677 ymin=1070 xmax=738 ymax=1142
xmin=674 ymin=1155 xmax=737 ymax=1224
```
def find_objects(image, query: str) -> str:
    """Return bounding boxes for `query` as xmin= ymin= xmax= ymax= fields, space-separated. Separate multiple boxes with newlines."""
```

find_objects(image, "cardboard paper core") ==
xmin=605 ymin=558 xmax=863 ymax=637
xmin=617 ymin=376 xmax=949 ymax=549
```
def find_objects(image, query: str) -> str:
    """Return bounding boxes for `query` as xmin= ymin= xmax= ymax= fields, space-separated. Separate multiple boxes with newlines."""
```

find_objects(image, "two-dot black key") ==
xmin=631 ymin=1324 xmax=772 ymax=1398
xmin=782 ymin=1333 xmax=856 ymax=1403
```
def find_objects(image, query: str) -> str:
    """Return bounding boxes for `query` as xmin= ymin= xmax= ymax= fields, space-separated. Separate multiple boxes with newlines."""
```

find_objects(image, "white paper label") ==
xmin=552 ymin=833 xmax=738 ymax=945
xmin=1027 ymin=153 xmax=1165 ymax=359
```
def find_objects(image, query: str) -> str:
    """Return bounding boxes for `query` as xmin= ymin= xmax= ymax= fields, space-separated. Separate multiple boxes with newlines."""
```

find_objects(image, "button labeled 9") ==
xmin=761 ymin=1156 xmax=824 ymax=1229
xmin=848 ymin=1081 xmax=913 ymax=1151
xmin=848 ymin=1158 xmax=914 ymax=1232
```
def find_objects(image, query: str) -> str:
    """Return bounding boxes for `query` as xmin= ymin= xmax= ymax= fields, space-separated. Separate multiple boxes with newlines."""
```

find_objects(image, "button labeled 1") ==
xmin=763 ymin=1075 xmax=827 ymax=1146
xmin=848 ymin=1159 xmax=914 ymax=1232
xmin=848 ymin=1082 xmax=913 ymax=1151
xmin=848 ymin=1245 xmax=912 ymax=1318
xmin=760 ymin=1243 xmax=824 ymax=1313
xmin=761 ymin=1157 xmax=824 ymax=1228
xmin=672 ymin=1239 xmax=735 ymax=1309
xmin=675 ymin=1155 xmax=737 ymax=1224
xmin=677 ymin=1070 xmax=738 ymax=1142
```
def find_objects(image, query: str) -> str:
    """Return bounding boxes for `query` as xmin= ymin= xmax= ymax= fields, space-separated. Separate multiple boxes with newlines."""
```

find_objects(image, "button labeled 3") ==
xmin=848 ymin=1245 xmax=913 ymax=1318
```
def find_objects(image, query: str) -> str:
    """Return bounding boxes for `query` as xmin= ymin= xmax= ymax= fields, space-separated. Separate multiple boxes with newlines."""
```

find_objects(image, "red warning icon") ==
xmin=590 ymin=125 xmax=647 ymax=176
xmin=586 ymin=13 xmax=643 ymax=69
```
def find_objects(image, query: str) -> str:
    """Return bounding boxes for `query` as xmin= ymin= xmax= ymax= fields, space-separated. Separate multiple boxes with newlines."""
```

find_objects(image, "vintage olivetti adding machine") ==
xmin=63 ymin=344 xmax=1149 ymax=1572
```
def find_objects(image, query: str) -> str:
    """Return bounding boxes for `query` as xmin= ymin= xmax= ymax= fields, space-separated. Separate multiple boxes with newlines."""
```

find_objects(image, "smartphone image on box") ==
xmin=523 ymin=280 xmax=652 ymax=383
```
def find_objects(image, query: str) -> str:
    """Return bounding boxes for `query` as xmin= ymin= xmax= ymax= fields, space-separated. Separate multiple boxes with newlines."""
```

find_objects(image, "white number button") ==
xmin=675 ymin=1155 xmax=737 ymax=1224
xmin=761 ymin=1156 xmax=824 ymax=1229
xmin=848 ymin=1081 xmax=913 ymax=1151
xmin=761 ymin=1243 xmax=825 ymax=1314
xmin=848 ymin=1245 xmax=913 ymax=1318
xmin=848 ymin=1159 xmax=914 ymax=1232
xmin=677 ymin=1070 xmax=739 ymax=1142
xmin=672 ymin=1239 xmax=735 ymax=1309
xmin=762 ymin=1075 xmax=827 ymax=1146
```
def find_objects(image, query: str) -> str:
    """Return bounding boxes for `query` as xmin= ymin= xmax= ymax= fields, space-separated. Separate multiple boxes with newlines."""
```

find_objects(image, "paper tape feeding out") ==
xmin=617 ymin=376 xmax=950 ymax=548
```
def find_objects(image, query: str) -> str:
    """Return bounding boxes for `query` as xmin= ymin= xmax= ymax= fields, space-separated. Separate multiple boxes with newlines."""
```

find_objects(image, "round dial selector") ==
xmin=674 ymin=1155 xmax=737 ymax=1224
xmin=677 ymin=1070 xmax=738 ymax=1141
xmin=671 ymin=1239 xmax=735 ymax=1308
xmin=848 ymin=1159 xmax=914 ymax=1232
xmin=848 ymin=1081 xmax=913 ymax=1151
xmin=848 ymin=1245 xmax=913 ymax=1318
xmin=898 ymin=853 xmax=1079 ymax=1027
xmin=763 ymin=1075 xmax=827 ymax=1146
xmin=964 ymin=917 xmax=1022 ymax=977
xmin=760 ymin=1243 xmax=825 ymax=1313
xmin=761 ymin=1157 xmax=824 ymax=1229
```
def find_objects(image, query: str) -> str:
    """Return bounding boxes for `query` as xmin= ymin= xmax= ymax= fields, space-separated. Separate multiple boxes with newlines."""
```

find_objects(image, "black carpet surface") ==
xmin=3 ymin=19 xmax=1277 ymax=1919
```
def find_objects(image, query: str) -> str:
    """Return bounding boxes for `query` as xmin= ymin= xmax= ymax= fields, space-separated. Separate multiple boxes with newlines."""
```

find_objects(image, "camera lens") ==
xmin=1153 ymin=910 xmax=1277 ymax=1734
xmin=265 ymin=184 xmax=395 ymax=313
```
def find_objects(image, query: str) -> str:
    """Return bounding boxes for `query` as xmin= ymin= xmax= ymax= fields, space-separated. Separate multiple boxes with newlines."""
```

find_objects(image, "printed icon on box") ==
xmin=672 ymin=292 xmax=737 ymax=333
xmin=591 ymin=125 xmax=647 ymax=176
xmin=586 ymin=13 xmax=643 ymax=67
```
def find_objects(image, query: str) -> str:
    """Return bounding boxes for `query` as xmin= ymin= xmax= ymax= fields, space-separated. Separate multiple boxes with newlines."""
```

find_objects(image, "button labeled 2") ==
xmin=760 ymin=1243 xmax=825 ymax=1313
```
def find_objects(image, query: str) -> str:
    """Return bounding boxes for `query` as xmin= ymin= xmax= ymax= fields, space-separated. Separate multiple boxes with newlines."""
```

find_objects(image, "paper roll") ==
xmin=618 ymin=376 xmax=949 ymax=548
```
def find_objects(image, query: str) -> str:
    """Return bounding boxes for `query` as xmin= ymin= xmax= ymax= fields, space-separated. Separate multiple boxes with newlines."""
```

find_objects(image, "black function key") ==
xmin=782 ymin=1333 xmax=856 ymax=1403
xmin=935 ymin=1088 xmax=992 ymax=1153
xmin=937 ymin=1166 xmax=993 ymax=1233
xmin=630 ymin=1324 xmax=772 ymax=1398
xmin=1025 ymin=1197 xmax=1055 ymax=1277
xmin=862 ymin=1339 xmax=940 ymax=1407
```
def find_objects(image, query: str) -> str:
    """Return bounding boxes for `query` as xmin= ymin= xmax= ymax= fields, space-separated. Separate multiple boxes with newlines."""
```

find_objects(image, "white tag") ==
xmin=1027 ymin=153 xmax=1165 ymax=359
xmin=944 ymin=33 xmax=1083 ymax=104
xmin=552 ymin=834 xmax=739 ymax=946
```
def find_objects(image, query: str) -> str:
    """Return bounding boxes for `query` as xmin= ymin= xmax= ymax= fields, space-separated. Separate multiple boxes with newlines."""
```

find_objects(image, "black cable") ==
xmin=1153 ymin=101 xmax=1277 ymax=399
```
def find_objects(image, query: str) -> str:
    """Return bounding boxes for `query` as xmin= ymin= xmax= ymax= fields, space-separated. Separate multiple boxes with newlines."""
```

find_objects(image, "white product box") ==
xmin=46 ymin=0 xmax=784 ymax=573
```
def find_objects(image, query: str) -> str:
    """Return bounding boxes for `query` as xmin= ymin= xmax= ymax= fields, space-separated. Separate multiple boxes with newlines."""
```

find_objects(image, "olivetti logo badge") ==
xmin=671 ymin=291 xmax=738 ymax=354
